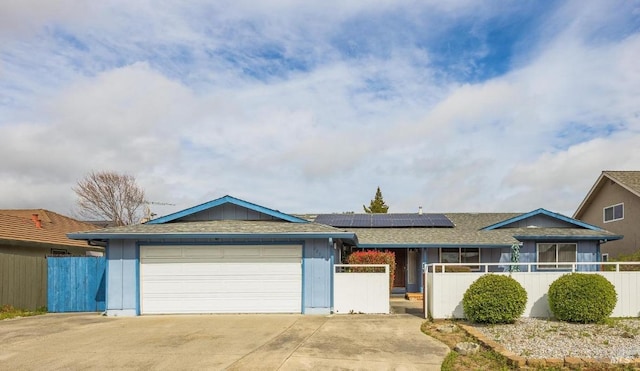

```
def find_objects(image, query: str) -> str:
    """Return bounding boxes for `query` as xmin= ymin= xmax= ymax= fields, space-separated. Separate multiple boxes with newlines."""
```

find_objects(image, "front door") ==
xmin=391 ymin=249 xmax=406 ymax=288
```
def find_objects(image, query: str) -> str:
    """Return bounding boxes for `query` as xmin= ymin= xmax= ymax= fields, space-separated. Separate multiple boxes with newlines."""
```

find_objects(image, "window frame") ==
xmin=438 ymin=247 xmax=480 ymax=271
xmin=536 ymin=242 xmax=577 ymax=269
xmin=603 ymin=203 xmax=624 ymax=223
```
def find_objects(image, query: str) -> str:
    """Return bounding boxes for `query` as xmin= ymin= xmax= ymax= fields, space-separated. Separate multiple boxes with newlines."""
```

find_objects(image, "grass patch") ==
xmin=421 ymin=320 xmax=510 ymax=370
xmin=441 ymin=351 xmax=458 ymax=371
xmin=0 ymin=304 xmax=47 ymax=320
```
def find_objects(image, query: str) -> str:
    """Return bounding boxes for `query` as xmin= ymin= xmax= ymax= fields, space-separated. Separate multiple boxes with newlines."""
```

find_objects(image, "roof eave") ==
xmin=68 ymin=232 xmax=358 ymax=244
xmin=513 ymin=235 xmax=623 ymax=242
xmin=357 ymin=243 xmax=513 ymax=248
xmin=0 ymin=237 xmax=104 ymax=251
xmin=483 ymin=208 xmax=603 ymax=231
xmin=573 ymin=172 xmax=608 ymax=219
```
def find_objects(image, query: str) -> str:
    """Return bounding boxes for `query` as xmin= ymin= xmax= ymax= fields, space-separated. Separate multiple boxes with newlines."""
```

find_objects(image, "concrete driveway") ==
xmin=0 ymin=312 xmax=448 ymax=370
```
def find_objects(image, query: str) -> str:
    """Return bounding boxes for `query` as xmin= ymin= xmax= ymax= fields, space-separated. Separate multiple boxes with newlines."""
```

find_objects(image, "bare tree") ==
xmin=74 ymin=171 xmax=146 ymax=226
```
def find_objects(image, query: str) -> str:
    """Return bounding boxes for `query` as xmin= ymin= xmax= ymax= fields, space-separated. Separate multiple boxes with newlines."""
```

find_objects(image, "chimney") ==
xmin=418 ymin=206 xmax=423 ymax=215
xmin=32 ymin=213 xmax=42 ymax=229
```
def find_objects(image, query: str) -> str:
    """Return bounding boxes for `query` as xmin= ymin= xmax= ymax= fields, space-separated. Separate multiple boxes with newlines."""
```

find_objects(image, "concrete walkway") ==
xmin=0 ymin=311 xmax=448 ymax=370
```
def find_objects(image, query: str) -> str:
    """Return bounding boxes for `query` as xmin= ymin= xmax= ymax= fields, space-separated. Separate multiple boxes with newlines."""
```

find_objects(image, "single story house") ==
xmin=0 ymin=209 xmax=104 ymax=257
xmin=68 ymin=195 xmax=620 ymax=316
xmin=315 ymin=209 xmax=621 ymax=294
xmin=69 ymin=196 xmax=357 ymax=316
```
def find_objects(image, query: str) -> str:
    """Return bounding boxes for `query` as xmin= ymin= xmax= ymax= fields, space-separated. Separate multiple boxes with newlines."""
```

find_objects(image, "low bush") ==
xmin=548 ymin=273 xmax=617 ymax=323
xmin=462 ymin=274 xmax=527 ymax=324
xmin=347 ymin=250 xmax=395 ymax=292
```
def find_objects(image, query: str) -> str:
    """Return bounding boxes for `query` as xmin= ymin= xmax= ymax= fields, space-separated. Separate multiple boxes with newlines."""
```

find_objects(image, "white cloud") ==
xmin=0 ymin=1 xmax=638 ymax=218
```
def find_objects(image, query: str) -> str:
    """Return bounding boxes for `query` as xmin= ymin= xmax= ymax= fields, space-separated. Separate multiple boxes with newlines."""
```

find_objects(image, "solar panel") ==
xmin=314 ymin=213 xmax=454 ymax=228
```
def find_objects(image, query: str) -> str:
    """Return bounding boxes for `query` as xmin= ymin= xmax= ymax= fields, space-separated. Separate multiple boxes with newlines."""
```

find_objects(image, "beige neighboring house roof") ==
xmin=574 ymin=171 xmax=640 ymax=219
xmin=0 ymin=209 xmax=100 ymax=249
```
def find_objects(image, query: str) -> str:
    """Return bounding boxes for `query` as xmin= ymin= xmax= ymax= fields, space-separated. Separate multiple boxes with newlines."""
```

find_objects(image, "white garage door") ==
xmin=140 ymin=245 xmax=302 ymax=314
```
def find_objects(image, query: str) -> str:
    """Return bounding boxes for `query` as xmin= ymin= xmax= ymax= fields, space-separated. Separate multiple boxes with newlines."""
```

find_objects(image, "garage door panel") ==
xmin=223 ymin=246 xmax=262 ymax=256
xmin=140 ymin=245 xmax=302 ymax=314
xmin=182 ymin=246 xmax=224 ymax=258
xmin=142 ymin=278 xmax=301 ymax=293
xmin=143 ymin=262 xmax=300 ymax=275
xmin=143 ymin=298 xmax=301 ymax=314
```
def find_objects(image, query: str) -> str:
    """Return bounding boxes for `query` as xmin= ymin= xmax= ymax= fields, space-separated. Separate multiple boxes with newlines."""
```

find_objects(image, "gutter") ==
xmin=513 ymin=235 xmax=624 ymax=241
xmin=67 ymin=232 xmax=359 ymax=245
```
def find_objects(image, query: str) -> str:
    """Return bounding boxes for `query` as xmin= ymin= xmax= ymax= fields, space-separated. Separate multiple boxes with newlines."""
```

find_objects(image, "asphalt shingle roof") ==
xmin=69 ymin=220 xmax=348 ymax=236
xmin=67 ymin=211 xmax=620 ymax=247
xmin=339 ymin=213 xmax=619 ymax=246
xmin=605 ymin=171 xmax=640 ymax=196
xmin=0 ymin=209 xmax=99 ymax=249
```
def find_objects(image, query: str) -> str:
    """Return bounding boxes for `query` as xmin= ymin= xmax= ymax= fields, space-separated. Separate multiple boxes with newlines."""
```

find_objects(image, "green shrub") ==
xmin=347 ymin=250 xmax=395 ymax=292
xmin=462 ymin=274 xmax=527 ymax=324
xmin=548 ymin=273 xmax=617 ymax=323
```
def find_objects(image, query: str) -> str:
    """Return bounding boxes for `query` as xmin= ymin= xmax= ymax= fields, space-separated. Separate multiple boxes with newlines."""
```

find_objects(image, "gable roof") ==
xmin=327 ymin=211 xmax=621 ymax=247
xmin=482 ymin=208 xmax=602 ymax=231
xmin=0 ymin=209 xmax=100 ymax=249
xmin=147 ymin=195 xmax=308 ymax=224
xmin=574 ymin=171 xmax=640 ymax=219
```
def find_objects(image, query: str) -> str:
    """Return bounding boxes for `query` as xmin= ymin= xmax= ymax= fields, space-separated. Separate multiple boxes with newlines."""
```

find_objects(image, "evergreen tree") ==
xmin=363 ymin=186 xmax=389 ymax=213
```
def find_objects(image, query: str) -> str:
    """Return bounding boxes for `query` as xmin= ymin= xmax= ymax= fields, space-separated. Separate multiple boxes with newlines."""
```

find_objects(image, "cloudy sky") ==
xmin=1 ymin=1 xmax=639 ymax=219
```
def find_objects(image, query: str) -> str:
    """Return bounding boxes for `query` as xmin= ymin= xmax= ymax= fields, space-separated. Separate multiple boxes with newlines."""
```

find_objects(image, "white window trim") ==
xmin=601 ymin=253 xmax=609 ymax=262
xmin=536 ymin=243 xmax=577 ymax=269
xmin=603 ymin=203 xmax=624 ymax=223
xmin=438 ymin=247 xmax=481 ymax=271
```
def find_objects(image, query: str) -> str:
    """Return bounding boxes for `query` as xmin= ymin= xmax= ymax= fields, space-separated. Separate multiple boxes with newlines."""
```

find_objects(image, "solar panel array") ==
xmin=314 ymin=213 xmax=454 ymax=228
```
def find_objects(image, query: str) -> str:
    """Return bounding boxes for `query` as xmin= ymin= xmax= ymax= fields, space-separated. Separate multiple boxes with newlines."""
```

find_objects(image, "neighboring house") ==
xmin=68 ymin=195 xmax=619 ymax=316
xmin=0 ymin=209 xmax=104 ymax=257
xmin=315 ymin=209 xmax=620 ymax=295
xmin=574 ymin=171 xmax=640 ymax=259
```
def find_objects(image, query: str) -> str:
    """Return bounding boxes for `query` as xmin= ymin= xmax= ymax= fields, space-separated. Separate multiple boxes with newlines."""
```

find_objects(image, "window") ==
xmin=439 ymin=247 xmax=480 ymax=270
xmin=602 ymin=253 xmax=609 ymax=262
xmin=537 ymin=243 xmax=576 ymax=269
xmin=603 ymin=203 xmax=624 ymax=222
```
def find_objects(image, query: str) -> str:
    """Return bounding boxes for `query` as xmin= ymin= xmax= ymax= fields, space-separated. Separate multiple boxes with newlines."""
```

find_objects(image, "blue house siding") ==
xmin=498 ymin=215 xmax=577 ymax=229
xmin=517 ymin=240 xmax=600 ymax=272
xmin=303 ymin=239 xmax=332 ymax=314
xmin=105 ymin=239 xmax=138 ymax=316
xmin=181 ymin=203 xmax=278 ymax=222
xmin=104 ymin=237 xmax=335 ymax=316
xmin=577 ymin=240 xmax=599 ymax=272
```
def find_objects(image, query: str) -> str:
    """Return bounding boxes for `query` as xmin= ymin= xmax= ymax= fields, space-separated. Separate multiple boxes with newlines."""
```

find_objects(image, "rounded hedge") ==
xmin=462 ymin=274 xmax=527 ymax=324
xmin=548 ymin=273 xmax=617 ymax=323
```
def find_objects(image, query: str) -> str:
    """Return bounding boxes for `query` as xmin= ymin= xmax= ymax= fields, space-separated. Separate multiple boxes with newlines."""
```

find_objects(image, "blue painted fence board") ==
xmin=47 ymin=257 xmax=106 ymax=312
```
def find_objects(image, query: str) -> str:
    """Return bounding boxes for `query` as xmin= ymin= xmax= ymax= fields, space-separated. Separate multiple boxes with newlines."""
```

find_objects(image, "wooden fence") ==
xmin=47 ymin=257 xmax=106 ymax=312
xmin=0 ymin=252 xmax=47 ymax=310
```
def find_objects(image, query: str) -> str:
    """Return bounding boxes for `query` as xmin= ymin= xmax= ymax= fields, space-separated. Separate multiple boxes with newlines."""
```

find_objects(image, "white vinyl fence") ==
xmin=334 ymin=264 xmax=389 ymax=314
xmin=426 ymin=262 xmax=640 ymax=319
